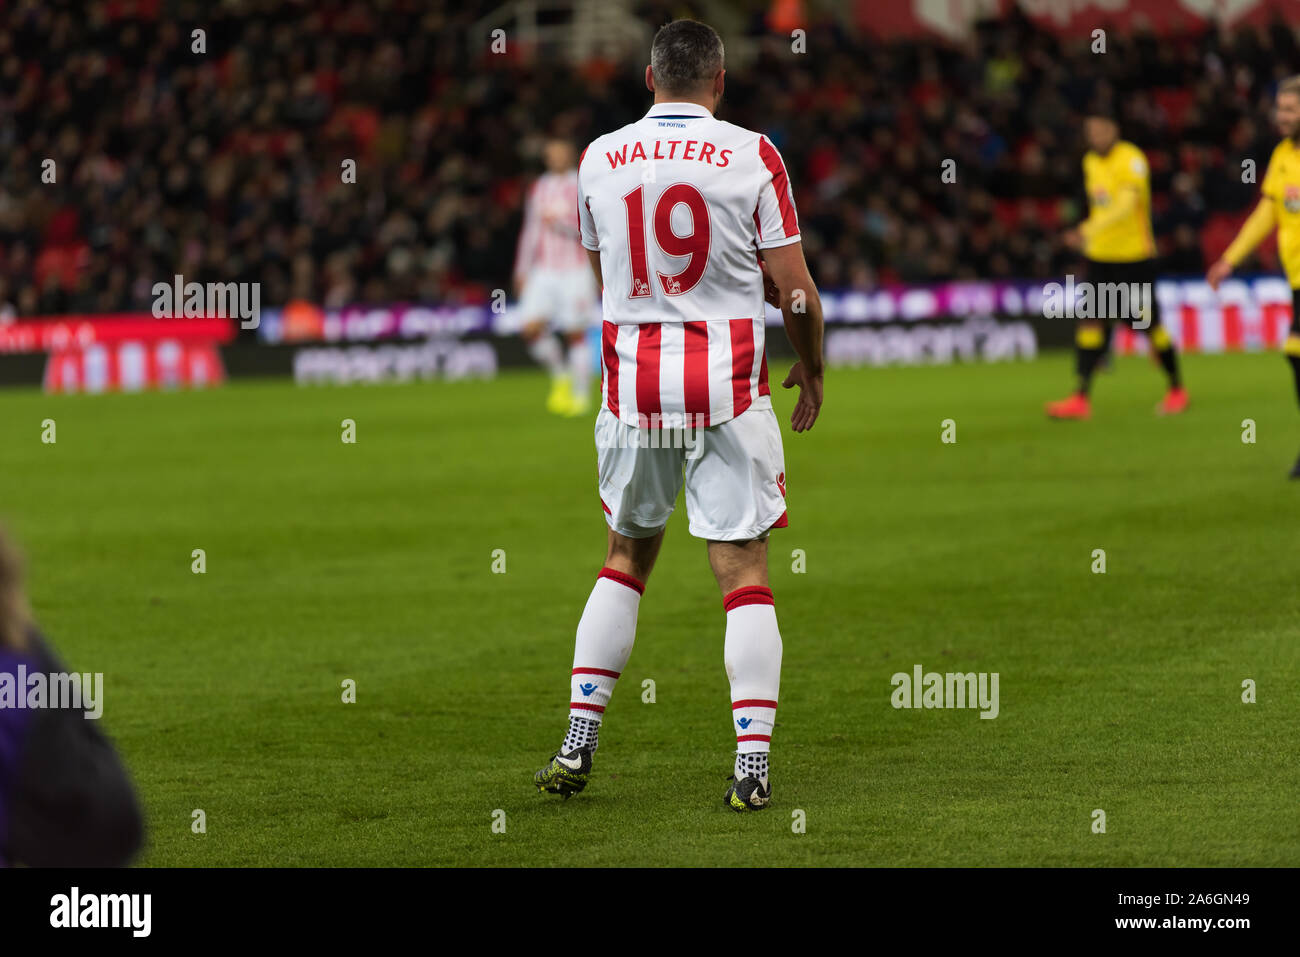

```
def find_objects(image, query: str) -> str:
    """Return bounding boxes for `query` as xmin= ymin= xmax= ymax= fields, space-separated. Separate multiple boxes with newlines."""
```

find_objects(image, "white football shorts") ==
xmin=516 ymin=267 xmax=597 ymax=333
xmin=595 ymin=405 xmax=788 ymax=541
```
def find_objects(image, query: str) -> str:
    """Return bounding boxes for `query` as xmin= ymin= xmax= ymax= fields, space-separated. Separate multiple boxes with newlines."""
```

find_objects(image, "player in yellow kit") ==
xmin=1047 ymin=110 xmax=1187 ymax=419
xmin=1208 ymin=76 xmax=1300 ymax=477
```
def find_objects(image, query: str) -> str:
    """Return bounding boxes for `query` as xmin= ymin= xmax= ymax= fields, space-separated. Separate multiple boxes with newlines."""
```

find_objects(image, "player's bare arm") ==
xmin=1206 ymin=256 xmax=1235 ymax=290
xmin=759 ymin=241 xmax=824 ymax=433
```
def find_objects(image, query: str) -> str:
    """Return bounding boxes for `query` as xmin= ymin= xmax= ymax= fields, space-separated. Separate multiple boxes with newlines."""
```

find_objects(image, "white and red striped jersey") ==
xmin=578 ymin=101 xmax=801 ymax=429
xmin=514 ymin=170 xmax=588 ymax=275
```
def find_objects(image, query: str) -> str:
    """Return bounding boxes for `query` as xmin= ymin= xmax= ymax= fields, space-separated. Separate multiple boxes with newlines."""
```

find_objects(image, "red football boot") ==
xmin=1157 ymin=386 xmax=1189 ymax=415
xmin=1045 ymin=393 xmax=1091 ymax=420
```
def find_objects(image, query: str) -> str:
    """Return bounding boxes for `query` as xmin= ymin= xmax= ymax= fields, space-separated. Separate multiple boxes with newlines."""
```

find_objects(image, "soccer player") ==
xmin=514 ymin=137 xmax=599 ymax=417
xmin=1208 ymin=76 xmax=1300 ymax=477
xmin=532 ymin=19 xmax=824 ymax=812
xmin=1047 ymin=110 xmax=1187 ymax=419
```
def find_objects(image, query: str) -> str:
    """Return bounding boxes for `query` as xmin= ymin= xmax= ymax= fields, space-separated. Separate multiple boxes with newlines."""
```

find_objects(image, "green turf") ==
xmin=1 ymin=350 xmax=1297 ymax=866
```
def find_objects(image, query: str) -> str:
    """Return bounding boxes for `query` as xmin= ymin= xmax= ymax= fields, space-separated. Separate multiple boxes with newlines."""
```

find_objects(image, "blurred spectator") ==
xmin=0 ymin=528 xmax=144 ymax=867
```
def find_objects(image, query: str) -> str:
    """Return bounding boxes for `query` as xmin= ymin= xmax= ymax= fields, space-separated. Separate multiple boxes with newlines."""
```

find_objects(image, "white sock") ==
xmin=568 ymin=337 xmax=591 ymax=398
xmin=723 ymin=586 xmax=781 ymax=782
xmin=735 ymin=750 xmax=769 ymax=781
xmin=565 ymin=567 xmax=644 ymax=750
xmin=563 ymin=714 xmax=600 ymax=752
xmin=527 ymin=333 xmax=565 ymax=378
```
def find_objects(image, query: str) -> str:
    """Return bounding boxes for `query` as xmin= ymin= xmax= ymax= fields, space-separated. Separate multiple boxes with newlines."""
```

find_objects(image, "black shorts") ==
xmin=1086 ymin=258 xmax=1161 ymax=329
xmin=1291 ymin=288 xmax=1300 ymax=337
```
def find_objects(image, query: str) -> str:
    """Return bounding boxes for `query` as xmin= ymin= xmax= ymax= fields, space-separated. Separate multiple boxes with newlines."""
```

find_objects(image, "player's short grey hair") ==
xmin=650 ymin=20 xmax=724 ymax=97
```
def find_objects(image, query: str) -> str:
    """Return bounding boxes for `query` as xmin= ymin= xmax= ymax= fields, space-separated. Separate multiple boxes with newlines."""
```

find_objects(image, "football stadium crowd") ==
xmin=1 ymin=0 xmax=1297 ymax=320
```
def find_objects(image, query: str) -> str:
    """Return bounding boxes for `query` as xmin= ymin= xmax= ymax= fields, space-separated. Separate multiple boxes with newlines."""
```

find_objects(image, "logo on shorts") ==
xmin=776 ymin=472 xmax=786 ymax=497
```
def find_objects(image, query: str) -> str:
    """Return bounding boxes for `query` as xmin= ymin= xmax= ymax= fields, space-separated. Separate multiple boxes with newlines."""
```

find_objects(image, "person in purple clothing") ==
xmin=0 ymin=529 xmax=143 ymax=867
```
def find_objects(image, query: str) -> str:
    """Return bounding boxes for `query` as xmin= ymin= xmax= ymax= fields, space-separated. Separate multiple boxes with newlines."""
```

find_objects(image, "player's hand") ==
xmin=759 ymin=260 xmax=781 ymax=309
xmin=782 ymin=361 xmax=823 ymax=433
xmin=1206 ymin=259 xmax=1233 ymax=291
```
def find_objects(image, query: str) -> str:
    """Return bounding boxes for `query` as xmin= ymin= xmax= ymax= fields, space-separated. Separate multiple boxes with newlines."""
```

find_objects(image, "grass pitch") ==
xmin=1 ymin=350 xmax=1297 ymax=866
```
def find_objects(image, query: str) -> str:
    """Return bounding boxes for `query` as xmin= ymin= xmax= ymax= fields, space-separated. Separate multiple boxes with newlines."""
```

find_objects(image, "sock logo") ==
xmin=736 ymin=716 xmax=753 ymax=729
xmin=578 ymin=683 xmax=597 ymax=696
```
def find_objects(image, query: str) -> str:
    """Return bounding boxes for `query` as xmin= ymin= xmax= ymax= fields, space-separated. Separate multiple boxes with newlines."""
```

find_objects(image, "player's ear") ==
xmin=645 ymin=65 xmax=655 ymax=93
xmin=715 ymin=69 xmax=725 ymax=98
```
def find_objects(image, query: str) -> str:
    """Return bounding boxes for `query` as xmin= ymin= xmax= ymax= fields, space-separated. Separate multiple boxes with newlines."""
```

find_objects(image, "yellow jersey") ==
xmin=1080 ymin=141 xmax=1156 ymax=263
xmin=1259 ymin=138 xmax=1300 ymax=287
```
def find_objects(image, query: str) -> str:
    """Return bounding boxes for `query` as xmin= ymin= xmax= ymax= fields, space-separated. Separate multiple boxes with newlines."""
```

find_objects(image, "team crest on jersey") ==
xmin=1092 ymin=190 xmax=1109 ymax=207
xmin=1286 ymin=185 xmax=1300 ymax=214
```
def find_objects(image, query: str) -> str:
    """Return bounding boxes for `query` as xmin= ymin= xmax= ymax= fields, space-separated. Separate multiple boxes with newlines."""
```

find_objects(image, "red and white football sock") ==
xmin=526 ymin=333 xmax=566 ymax=379
xmin=567 ymin=337 xmax=591 ymax=399
xmin=723 ymin=585 xmax=781 ymax=781
xmin=563 ymin=567 xmax=644 ymax=752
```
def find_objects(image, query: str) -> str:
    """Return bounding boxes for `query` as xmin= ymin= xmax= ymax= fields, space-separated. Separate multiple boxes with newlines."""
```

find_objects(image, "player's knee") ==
xmin=706 ymin=538 xmax=768 ymax=595
xmin=605 ymin=529 xmax=662 ymax=582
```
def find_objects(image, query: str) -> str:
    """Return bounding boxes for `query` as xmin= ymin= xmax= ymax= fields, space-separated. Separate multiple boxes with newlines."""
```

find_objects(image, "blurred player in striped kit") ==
xmin=1208 ymin=76 xmax=1300 ymax=477
xmin=513 ymin=138 xmax=599 ymax=417
xmin=1047 ymin=109 xmax=1187 ymax=420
